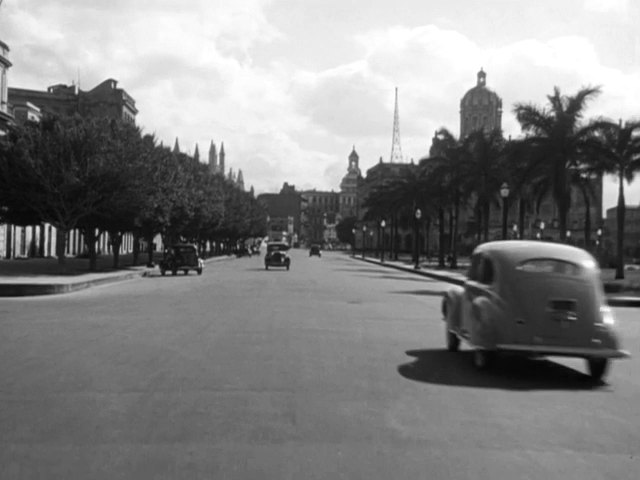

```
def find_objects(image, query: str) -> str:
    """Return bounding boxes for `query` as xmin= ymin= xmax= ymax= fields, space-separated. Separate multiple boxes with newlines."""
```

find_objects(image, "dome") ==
xmin=460 ymin=68 xmax=502 ymax=110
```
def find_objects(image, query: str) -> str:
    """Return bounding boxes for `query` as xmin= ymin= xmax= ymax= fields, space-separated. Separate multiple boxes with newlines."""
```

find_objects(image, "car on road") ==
xmin=159 ymin=244 xmax=204 ymax=276
xmin=441 ymin=240 xmax=630 ymax=380
xmin=309 ymin=244 xmax=322 ymax=257
xmin=264 ymin=242 xmax=291 ymax=270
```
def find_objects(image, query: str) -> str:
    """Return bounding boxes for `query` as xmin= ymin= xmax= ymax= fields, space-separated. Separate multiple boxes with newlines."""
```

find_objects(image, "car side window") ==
xmin=468 ymin=254 xmax=482 ymax=281
xmin=479 ymin=257 xmax=495 ymax=285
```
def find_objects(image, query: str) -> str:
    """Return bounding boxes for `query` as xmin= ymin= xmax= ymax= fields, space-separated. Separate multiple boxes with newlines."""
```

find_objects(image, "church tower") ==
xmin=208 ymin=141 xmax=218 ymax=174
xmin=219 ymin=142 xmax=226 ymax=175
xmin=459 ymin=68 xmax=502 ymax=138
xmin=339 ymin=146 xmax=362 ymax=219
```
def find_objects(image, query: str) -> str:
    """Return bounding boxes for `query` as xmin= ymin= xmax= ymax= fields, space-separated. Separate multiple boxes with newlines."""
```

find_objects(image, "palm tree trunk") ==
xmin=518 ymin=197 xmax=526 ymax=239
xmin=583 ymin=197 xmax=591 ymax=249
xmin=483 ymin=202 xmax=490 ymax=242
xmin=438 ymin=207 xmax=446 ymax=268
xmin=451 ymin=193 xmax=460 ymax=268
xmin=616 ymin=173 xmax=625 ymax=279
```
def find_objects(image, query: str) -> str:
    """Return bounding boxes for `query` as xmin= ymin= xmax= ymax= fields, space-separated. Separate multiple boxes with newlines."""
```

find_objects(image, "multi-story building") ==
xmin=257 ymin=183 xmax=303 ymax=245
xmin=0 ymin=39 xmax=12 ymax=135
xmin=9 ymin=78 xmax=138 ymax=124
xmin=300 ymin=189 xmax=340 ymax=245
xmin=604 ymin=205 xmax=640 ymax=261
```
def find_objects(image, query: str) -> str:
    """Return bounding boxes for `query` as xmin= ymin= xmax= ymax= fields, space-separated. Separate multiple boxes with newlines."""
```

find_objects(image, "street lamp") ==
xmin=500 ymin=182 xmax=510 ymax=240
xmin=380 ymin=219 xmax=386 ymax=262
xmin=361 ymin=225 xmax=367 ymax=259
xmin=414 ymin=208 xmax=422 ymax=269
xmin=539 ymin=221 xmax=545 ymax=241
xmin=351 ymin=228 xmax=356 ymax=257
xmin=566 ymin=230 xmax=572 ymax=244
xmin=512 ymin=223 xmax=518 ymax=240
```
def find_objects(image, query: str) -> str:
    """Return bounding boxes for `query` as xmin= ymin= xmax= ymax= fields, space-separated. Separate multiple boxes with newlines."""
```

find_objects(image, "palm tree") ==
xmin=513 ymin=86 xmax=602 ymax=241
xmin=589 ymin=119 xmax=640 ymax=279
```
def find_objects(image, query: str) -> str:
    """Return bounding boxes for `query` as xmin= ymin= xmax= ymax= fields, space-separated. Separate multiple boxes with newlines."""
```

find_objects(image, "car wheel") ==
xmin=473 ymin=349 xmax=494 ymax=370
xmin=265 ymin=264 xmax=268 ymax=270
xmin=160 ymin=269 xmax=166 ymax=276
xmin=183 ymin=270 xmax=188 ymax=275
xmin=172 ymin=269 xmax=177 ymax=276
xmin=587 ymin=358 xmax=609 ymax=381
xmin=446 ymin=329 xmax=460 ymax=352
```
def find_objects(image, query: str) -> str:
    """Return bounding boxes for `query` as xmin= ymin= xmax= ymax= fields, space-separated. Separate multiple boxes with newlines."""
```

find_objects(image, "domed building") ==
xmin=460 ymin=68 xmax=502 ymax=138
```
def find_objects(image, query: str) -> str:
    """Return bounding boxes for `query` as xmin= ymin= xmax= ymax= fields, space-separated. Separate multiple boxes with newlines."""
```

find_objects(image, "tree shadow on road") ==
xmin=398 ymin=349 xmax=609 ymax=391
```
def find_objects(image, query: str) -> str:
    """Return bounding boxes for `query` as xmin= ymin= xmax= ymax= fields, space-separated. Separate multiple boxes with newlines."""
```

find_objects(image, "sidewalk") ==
xmin=0 ymin=254 xmax=232 ymax=297
xmin=355 ymin=254 xmax=640 ymax=308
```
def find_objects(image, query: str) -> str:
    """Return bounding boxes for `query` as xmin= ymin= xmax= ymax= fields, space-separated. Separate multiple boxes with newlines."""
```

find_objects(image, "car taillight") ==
xmin=599 ymin=305 xmax=616 ymax=326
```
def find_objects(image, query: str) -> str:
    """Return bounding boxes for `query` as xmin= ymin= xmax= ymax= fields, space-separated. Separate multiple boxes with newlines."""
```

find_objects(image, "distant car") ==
xmin=159 ymin=244 xmax=204 ymax=276
xmin=264 ymin=242 xmax=291 ymax=270
xmin=236 ymin=246 xmax=252 ymax=258
xmin=309 ymin=244 xmax=322 ymax=257
xmin=441 ymin=241 xmax=630 ymax=381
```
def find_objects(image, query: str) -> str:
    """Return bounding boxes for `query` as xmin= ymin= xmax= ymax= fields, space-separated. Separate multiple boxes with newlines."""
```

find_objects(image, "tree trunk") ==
xmin=451 ymin=193 xmax=460 ymax=269
xmin=483 ymin=201 xmax=490 ymax=243
xmin=146 ymin=233 xmax=155 ymax=267
xmin=56 ymin=228 xmax=67 ymax=265
xmin=615 ymin=174 xmax=625 ymax=280
xmin=83 ymin=228 xmax=98 ymax=271
xmin=438 ymin=207 xmax=446 ymax=268
xmin=110 ymin=231 xmax=123 ymax=269
xmin=132 ymin=234 xmax=141 ymax=266
xmin=518 ymin=197 xmax=526 ymax=239
xmin=584 ymin=196 xmax=591 ymax=249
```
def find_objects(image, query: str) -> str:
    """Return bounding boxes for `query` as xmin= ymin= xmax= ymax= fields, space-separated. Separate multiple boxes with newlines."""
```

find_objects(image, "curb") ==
xmin=356 ymin=256 xmax=640 ymax=308
xmin=0 ymin=255 xmax=235 ymax=297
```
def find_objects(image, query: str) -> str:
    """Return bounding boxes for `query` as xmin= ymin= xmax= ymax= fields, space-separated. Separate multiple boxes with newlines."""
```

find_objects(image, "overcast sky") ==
xmin=1 ymin=0 xmax=639 ymax=210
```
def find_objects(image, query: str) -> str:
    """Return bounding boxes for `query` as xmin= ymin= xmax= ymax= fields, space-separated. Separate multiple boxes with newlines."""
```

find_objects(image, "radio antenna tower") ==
xmin=390 ymin=87 xmax=403 ymax=163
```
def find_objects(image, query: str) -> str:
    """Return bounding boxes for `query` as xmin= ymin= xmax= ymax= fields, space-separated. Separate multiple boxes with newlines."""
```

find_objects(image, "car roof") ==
xmin=474 ymin=240 xmax=596 ymax=266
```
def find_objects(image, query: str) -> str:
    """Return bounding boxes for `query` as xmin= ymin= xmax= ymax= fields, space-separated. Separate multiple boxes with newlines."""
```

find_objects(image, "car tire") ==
xmin=587 ymin=358 xmax=609 ymax=381
xmin=172 ymin=269 xmax=177 ymax=276
xmin=160 ymin=269 xmax=166 ymax=276
xmin=183 ymin=270 xmax=188 ymax=275
xmin=446 ymin=329 xmax=460 ymax=352
xmin=265 ymin=264 xmax=268 ymax=270
xmin=473 ymin=349 xmax=494 ymax=370
xmin=286 ymin=264 xmax=290 ymax=271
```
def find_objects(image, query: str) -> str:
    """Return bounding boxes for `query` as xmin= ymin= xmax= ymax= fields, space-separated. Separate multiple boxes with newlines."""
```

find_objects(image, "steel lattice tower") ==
xmin=390 ymin=87 xmax=403 ymax=163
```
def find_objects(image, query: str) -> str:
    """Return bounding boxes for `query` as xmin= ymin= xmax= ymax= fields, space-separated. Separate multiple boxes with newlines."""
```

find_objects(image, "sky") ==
xmin=1 ymin=0 xmax=639 ymax=211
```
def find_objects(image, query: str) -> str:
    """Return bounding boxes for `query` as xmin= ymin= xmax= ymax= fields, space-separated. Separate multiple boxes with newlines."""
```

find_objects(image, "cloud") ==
xmin=584 ymin=0 xmax=629 ymax=14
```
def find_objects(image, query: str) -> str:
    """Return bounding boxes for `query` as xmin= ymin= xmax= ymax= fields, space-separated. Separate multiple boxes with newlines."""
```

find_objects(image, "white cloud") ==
xmin=584 ymin=0 xmax=629 ymax=14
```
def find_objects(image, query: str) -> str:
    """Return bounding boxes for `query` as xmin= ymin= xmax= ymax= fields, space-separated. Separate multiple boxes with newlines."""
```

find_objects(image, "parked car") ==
xmin=441 ymin=241 xmax=630 ymax=381
xmin=309 ymin=244 xmax=322 ymax=257
xmin=264 ymin=242 xmax=291 ymax=270
xmin=159 ymin=244 xmax=204 ymax=276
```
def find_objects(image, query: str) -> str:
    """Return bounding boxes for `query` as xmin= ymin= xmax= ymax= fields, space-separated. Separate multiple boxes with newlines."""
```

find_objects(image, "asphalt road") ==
xmin=1 ymin=250 xmax=638 ymax=479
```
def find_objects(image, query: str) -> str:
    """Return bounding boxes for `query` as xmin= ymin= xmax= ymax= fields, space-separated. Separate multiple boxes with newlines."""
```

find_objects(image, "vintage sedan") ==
xmin=159 ymin=244 xmax=204 ymax=276
xmin=442 ymin=241 xmax=629 ymax=380
xmin=264 ymin=242 xmax=291 ymax=270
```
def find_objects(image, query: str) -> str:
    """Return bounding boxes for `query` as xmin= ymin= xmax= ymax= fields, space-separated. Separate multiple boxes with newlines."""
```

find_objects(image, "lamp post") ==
xmin=351 ymin=228 xmax=356 ymax=257
xmin=361 ymin=225 xmax=367 ymax=259
xmin=380 ymin=219 xmax=386 ymax=262
xmin=512 ymin=223 xmax=518 ymax=240
xmin=414 ymin=208 xmax=422 ymax=269
xmin=566 ymin=230 xmax=571 ymax=244
xmin=539 ymin=221 xmax=545 ymax=241
xmin=500 ymin=182 xmax=510 ymax=240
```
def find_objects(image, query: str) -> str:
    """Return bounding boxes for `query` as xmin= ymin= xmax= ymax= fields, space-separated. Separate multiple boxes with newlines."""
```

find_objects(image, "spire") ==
xmin=236 ymin=169 xmax=245 ymax=191
xmin=390 ymin=87 xmax=403 ymax=163
xmin=348 ymin=146 xmax=359 ymax=172
xmin=208 ymin=141 xmax=218 ymax=173
xmin=219 ymin=142 xmax=226 ymax=174
xmin=173 ymin=137 xmax=180 ymax=154
xmin=228 ymin=167 xmax=234 ymax=182
xmin=193 ymin=143 xmax=200 ymax=162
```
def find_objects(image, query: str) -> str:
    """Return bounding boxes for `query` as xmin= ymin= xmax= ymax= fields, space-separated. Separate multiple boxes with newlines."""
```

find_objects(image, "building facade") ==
xmin=8 ymin=78 xmax=138 ymax=124
xmin=338 ymin=146 xmax=362 ymax=219
xmin=0 ymin=39 xmax=12 ymax=135
xmin=257 ymin=183 xmax=303 ymax=245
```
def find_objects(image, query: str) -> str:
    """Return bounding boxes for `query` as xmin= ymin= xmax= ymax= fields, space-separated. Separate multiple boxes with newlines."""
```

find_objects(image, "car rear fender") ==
xmin=442 ymin=286 xmax=465 ymax=330
xmin=470 ymin=295 xmax=502 ymax=349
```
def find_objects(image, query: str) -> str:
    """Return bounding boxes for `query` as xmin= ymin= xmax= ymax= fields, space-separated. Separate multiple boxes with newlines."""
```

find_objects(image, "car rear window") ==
xmin=515 ymin=259 xmax=581 ymax=276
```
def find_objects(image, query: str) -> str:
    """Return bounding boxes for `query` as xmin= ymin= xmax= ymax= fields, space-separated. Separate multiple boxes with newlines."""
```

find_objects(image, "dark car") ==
xmin=264 ymin=242 xmax=291 ymax=270
xmin=159 ymin=244 xmax=204 ymax=276
xmin=309 ymin=244 xmax=321 ymax=257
